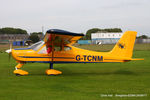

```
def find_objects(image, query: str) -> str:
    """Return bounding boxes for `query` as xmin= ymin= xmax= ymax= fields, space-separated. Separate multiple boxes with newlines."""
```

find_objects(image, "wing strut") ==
xmin=46 ymin=34 xmax=62 ymax=75
xmin=49 ymin=34 xmax=54 ymax=69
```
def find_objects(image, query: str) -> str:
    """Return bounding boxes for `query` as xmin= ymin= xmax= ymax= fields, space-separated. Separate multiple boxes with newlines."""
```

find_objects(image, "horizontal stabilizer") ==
xmin=131 ymin=58 xmax=144 ymax=60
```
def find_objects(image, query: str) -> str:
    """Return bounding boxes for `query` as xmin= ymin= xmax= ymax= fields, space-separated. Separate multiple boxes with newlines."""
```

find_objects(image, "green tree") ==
xmin=29 ymin=34 xmax=40 ymax=43
xmin=86 ymin=28 xmax=101 ymax=40
xmin=137 ymin=35 xmax=148 ymax=39
xmin=103 ymin=28 xmax=122 ymax=33
xmin=30 ymin=32 xmax=44 ymax=41
xmin=31 ymin=32 xmax=43 ymax=35
xmin=0 ymin=27 xmax=27 ymax=34
xmin=80 ymin=28 xmax=101 ymax=40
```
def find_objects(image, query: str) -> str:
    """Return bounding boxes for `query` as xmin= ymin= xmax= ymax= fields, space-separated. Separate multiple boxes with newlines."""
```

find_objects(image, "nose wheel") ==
xmin=13 ymin=63 xmax=29 ymax=76
xmin=14 ymin=69 xmax=29 ymax=76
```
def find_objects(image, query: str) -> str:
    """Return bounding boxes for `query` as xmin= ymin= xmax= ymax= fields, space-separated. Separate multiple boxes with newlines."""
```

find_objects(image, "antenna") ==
xmin=42 ymin=26 xmax=44 ymax=35
xmin=42 ymin=26 xmax=44 ymax=39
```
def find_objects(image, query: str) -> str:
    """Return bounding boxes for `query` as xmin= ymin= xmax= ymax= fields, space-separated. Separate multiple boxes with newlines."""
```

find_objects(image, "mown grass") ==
xmin=0 ymin=44 xmax=150 ymax=100
xmin=74 ymin=43 xmax=150 ymax=52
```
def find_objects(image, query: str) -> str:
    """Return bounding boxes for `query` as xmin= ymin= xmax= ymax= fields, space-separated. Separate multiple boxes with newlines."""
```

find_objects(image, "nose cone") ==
xmin=5 ymin=49 xmax=12 ymax=53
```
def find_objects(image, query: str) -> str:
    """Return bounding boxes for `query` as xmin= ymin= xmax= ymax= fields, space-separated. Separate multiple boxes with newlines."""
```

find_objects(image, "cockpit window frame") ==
xmin=28 ymin=41 xmax=44 ymax=51
xmin=64 ymin=46 xmax=72 ymax=51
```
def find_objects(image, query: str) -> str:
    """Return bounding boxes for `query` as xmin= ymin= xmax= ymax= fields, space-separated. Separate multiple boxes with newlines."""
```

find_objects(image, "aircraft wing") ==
xmin=44 ymin=29 xmax=84 ymax=46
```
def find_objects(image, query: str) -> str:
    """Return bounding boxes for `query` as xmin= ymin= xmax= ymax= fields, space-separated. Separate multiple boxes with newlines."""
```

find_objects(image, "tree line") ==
xmin=29 ymin=32 xmax=43 ymax=43
xmin=81 ymin=28 xmax=122 ymax=40
xmin=0 ymin=27 xmax=27 ymax=34
xmin=81 ymin=28 xmax=149 ymax=40
xmin=0 ymin=27 xmax=43 ymax=43
xmin=0 ymin=27 xmax=148 ymax=42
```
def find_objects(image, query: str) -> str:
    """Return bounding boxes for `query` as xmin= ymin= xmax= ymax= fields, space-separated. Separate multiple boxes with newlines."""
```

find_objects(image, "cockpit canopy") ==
xmin=28 ymin=41 xmax=44 ymax=51
xmin=28 ymin=40 xmax=71 ymax=54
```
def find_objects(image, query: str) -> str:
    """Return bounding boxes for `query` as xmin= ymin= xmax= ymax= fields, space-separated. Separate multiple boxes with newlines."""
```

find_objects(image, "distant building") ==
xmin=0 ymin=34 xmax=29 ymax=43
xmin=91 ymin=32 xmax=123 ymax=44
xmin=136 ymin=38 xmax=150 ymax=43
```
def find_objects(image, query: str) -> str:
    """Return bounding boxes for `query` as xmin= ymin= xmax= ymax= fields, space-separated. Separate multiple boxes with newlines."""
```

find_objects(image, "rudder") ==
xmin=110 ymin=31 xmax=137 ymax=58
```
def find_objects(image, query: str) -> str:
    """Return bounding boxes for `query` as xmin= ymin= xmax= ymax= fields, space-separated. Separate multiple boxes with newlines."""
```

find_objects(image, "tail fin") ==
xmin=110 ymin=31 xmax=137 ymax=58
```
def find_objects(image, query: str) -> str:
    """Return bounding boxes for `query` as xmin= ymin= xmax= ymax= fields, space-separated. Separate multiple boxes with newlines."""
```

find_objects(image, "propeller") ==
xmin=5 ymin=42 xmax=12 ymax=61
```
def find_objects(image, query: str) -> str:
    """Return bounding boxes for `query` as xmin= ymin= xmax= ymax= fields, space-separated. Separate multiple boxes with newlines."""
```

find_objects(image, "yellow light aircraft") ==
xmin=6 ymin=29 xmax=143 ymax=76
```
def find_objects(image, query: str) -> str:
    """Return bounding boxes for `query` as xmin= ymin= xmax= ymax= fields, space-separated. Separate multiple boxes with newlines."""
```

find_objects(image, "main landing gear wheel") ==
xmin=46 ymin=63 xmax=62 ymax=75
xmin=45 ymin=69 xmax=62 ymax=76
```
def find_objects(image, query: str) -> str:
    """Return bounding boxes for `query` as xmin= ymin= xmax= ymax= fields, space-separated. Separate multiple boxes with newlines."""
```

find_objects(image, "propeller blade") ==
xmin=6 ymin=41 xmax=13 ymax=62
xmin=10 ymin=42 xmax=12 ymax=50
xmin=9 ymin=52 xmax=11 ymax=61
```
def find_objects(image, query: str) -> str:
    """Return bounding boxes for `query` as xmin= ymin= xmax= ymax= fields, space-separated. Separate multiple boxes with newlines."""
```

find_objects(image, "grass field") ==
xmin=0 ymin=44 xmax=150 ymax=100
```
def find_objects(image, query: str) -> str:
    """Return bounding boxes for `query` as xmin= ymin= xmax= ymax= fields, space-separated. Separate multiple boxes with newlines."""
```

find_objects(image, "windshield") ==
xmin=29 ymin=41 xmax=44 ymax=51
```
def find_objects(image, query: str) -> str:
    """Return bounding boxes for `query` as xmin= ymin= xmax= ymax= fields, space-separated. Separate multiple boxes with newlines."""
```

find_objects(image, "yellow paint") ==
xmin=15 ymin=63 xmax=24 ymax=69
xmin=13 ymin=69 xmax=29 ymax=75
xmin=45 ymin=69 xmax=62 ymax=75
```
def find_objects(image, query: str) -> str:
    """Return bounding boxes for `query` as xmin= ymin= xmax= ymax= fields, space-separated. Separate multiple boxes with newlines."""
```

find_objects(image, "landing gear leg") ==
xmin=45 ymin=63 xmax=62 ymax=75
xmin=13 ymin=63 xmax=29 ymax=76
xmin=50 ymin=63 xmax=53 ymax=69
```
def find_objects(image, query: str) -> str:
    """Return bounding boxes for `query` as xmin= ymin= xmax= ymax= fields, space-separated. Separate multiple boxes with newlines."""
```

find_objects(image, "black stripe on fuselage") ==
xmin=18 ymin=56 xmax=75 ymax=59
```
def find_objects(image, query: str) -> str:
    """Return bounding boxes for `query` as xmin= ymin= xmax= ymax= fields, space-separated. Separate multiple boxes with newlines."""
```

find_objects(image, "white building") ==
xmin=91 ymin=32 xmax=123 ymax=44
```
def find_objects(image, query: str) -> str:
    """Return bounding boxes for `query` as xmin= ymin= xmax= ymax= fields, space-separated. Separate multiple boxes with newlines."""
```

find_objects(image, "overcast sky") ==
xmin=0 ymin=0 xmax=150 ymax=36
